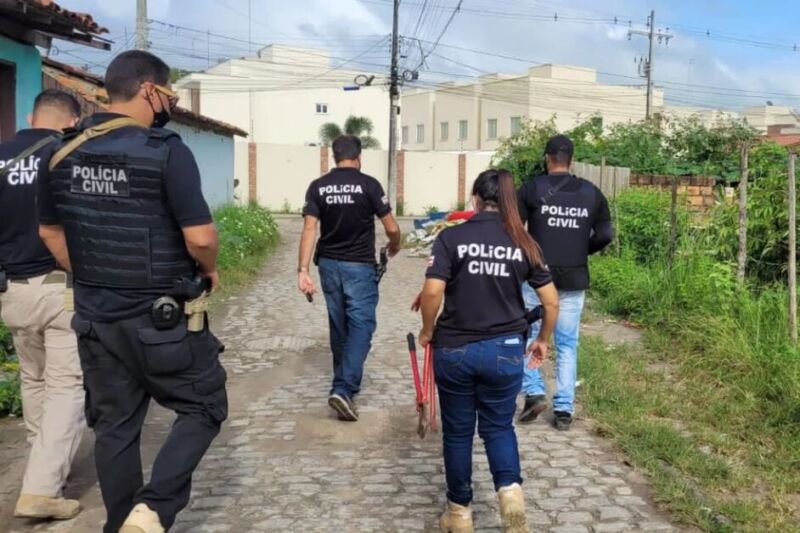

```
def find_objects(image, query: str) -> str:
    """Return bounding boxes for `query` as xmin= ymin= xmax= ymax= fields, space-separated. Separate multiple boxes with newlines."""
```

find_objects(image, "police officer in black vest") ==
xmin=517 ymin=135 xmax=613 ymax=431
xmin=37 ymin=51 xmax=227 ymax=533
xmin=417 ymin=169 xmax=558 ymax=532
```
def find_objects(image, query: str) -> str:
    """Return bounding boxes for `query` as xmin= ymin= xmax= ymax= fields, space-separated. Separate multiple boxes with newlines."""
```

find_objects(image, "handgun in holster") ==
xmin=174 ymin=276 xmax=212 ymax=332
xmin=525 ymin=305 xmax=544 ymax=325
xmin=64 ymin=273 xmax=74 ymax=311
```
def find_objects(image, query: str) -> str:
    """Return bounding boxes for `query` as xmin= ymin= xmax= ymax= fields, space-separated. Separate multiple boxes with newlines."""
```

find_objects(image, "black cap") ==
xmin=544 ymin=134 xmax=574 ymax=157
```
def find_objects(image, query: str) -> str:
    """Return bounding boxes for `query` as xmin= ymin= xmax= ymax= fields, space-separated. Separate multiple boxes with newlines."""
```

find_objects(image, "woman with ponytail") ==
xmin=416 ymin=169 xmax=558 ymax=532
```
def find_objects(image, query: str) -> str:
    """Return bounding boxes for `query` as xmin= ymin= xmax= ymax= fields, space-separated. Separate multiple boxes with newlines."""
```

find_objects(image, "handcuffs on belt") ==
xmin=151 ymin=276 xmax=211 ymax=331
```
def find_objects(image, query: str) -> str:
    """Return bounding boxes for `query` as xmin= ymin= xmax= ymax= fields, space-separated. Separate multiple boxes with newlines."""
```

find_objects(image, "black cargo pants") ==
xmin=71 ymin=313 xmax=228 ymax=532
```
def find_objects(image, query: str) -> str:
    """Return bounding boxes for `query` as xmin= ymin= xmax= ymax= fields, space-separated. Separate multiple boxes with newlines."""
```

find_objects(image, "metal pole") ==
xmin=789 ymin=152 xmax=797 ymax=345
xmin=135 ymin=0 xmax=148 ymax=50
xmin=387 ymin=0 xmax=400 ymax=210
xmin=645 ymin=9 xmax=655 ymax=120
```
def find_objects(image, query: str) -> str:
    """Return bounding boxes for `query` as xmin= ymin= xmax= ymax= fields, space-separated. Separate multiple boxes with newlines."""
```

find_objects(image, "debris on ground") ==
xmin=405 ymin=211 xmax=475 ymax=257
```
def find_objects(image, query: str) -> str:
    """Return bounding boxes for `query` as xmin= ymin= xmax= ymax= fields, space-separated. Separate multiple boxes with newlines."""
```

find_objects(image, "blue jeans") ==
xmin=522 ymin=285 xmax=586 ymax=414
xmin=318 ymin=258 xmax=378 ymax=398
xmin=434 ymin=334 xmax=525 ymax=506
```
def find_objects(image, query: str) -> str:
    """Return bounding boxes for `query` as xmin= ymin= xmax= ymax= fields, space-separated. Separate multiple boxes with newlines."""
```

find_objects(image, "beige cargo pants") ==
xmin=0 ymin=271 xmax=85 ymax=497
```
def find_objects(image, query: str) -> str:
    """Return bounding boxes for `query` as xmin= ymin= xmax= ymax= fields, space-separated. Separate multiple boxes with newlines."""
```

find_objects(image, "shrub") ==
xmin=611 ymin=188 xmax=689 ymax=263
xmin=214 ymin=202 xmax=279 ymax=274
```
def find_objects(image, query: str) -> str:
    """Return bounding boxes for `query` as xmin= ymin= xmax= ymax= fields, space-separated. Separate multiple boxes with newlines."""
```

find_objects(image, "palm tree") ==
xmin=319 ymin=115 xmax=380 ymax=149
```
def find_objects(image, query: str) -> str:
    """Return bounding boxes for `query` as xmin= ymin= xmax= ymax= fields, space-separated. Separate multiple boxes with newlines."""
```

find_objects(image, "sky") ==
xmin=52 ymin=0 xmax=800 ymax=112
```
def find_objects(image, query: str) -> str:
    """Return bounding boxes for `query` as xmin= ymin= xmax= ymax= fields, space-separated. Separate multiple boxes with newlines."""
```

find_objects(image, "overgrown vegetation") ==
xmin=0 ymin=203 xmax=279 ymax=418
xmin=494 ymin=114 xmax=758 ymax=183
xmin=213 ymin=202 xmax=280 ymax=293
xmin=495 ymin=115 xmax=800 ymax=530
xmin=584 ymin=189 xmax=800 ymax=532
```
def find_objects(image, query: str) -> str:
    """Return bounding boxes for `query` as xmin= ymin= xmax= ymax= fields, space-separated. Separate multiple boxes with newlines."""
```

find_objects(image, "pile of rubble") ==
xmin=405 ymin=212 xmax=472 ymax=257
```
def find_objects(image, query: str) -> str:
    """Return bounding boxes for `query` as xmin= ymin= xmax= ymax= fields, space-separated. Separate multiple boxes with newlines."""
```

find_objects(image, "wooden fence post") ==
xmin=789 ymin=152 xmax=797 ymax=345
xmin=737 ymin=144 xmax=749 ymax=284
xmin=668 ymin=175 xmax=679 ymax=265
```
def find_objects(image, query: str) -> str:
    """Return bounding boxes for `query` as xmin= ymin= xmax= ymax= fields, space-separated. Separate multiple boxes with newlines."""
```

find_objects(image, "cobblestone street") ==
xmin=0 ymin=217 xmax=684 ymax=532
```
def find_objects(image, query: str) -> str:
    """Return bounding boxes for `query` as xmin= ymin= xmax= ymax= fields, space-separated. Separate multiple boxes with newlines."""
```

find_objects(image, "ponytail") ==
xmin=473 ymin=169 xmax=545 ymax=267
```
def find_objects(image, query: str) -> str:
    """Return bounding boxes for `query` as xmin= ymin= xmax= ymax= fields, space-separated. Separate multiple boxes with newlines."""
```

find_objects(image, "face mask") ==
xmin=148 ymin=92 xmax=171 ymax=128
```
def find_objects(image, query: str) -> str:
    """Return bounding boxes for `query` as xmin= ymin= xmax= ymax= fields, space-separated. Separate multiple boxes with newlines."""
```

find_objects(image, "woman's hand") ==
xmin=418 ymin=328 xmax=433 ymax=347
xmin=527 ymin=338 xmax=549 ymax=369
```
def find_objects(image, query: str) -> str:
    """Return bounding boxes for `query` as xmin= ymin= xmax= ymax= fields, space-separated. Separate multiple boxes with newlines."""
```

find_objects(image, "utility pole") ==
xmin=387 ymin=0 xmax=400 ymax=210
xmin=135 ymin=0 xmax=148 ymax=50
xmin=629 ymin=10 xmax=672 ymax=120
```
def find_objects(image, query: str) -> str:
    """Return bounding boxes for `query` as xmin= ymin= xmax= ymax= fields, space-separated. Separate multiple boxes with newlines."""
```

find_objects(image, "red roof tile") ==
xmin=42 ymin=58 xmax=247 ymax=138
xmin=25 ymin=0 xmax=108 ymax=34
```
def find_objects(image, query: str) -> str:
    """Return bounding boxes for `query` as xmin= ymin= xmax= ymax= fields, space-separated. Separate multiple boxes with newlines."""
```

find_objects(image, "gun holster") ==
xmin=0 ymin=269 xmax=7 ymax=293
xmin=525 ymin=305 xmax=544 ymax=325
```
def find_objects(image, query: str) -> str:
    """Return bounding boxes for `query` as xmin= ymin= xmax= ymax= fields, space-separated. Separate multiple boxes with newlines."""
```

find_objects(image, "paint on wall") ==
xmin=0 ymin=35 xmax=42 ymax=131
xmin=170 ymin=122 xmax=235 ymax=207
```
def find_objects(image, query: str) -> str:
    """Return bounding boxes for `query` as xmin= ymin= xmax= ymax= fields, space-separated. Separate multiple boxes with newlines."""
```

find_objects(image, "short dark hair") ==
xmin=548 ymin=151 xmax=572 ymax=165
xmin=105 ymin=50 xmax=170 ymax=103
xmin=332 ymin=135 xmax=362 ymax=163
xmin=33 ymin=89 xmax=80 ymax=118
xmin=544 ymin=134 xmax=574 ymax=165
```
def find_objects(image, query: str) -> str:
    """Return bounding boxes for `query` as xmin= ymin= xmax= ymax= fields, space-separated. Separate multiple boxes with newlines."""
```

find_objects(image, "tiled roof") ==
xmin=26 ymin=0 xmax=109 ymax=34
xmin=42 ymin=58 xmax=247 ymax=138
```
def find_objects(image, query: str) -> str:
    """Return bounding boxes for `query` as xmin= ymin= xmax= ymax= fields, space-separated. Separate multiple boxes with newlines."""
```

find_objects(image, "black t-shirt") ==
xmin=518 ymin=173 xmax=612 ymax=290
xmin=0 ymin=129 xmax=59 ymax=279
xmin=303 ymin=167 xmax=391 ymax=264
xmin=37 ymin=113 xmax=213 ymax=322
xmin=426 ymin=212 xmax=553 ymax=348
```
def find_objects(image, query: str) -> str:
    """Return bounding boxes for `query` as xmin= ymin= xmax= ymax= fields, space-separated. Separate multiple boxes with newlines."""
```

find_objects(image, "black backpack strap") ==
xmin=0 ymin=134 xmax=60 ymax=181
xmin=538 ymin=174 xmax=574 ymax=205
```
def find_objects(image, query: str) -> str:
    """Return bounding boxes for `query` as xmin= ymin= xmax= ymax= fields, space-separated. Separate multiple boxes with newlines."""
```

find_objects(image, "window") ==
xmin=510 ymin=116 xmax=523 ymax=136
xmin=402 ymin=126 xmax=409 ymax=144
xmin=440 ymin=122 xmax=449 ymax=141
xmin=416 ymin=124 xmax=425 ymax=143
xmin=458 ymin=120 xmax=468 ymax=141
xmin=487 ymin=118 xmax=498 ymax=140
xmin=315 ymin=103 xmax=328 ymax=114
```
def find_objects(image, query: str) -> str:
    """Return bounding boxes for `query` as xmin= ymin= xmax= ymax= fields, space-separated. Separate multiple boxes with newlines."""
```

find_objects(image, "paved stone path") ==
xmin=0 ymin=218 xmax=684 ymax=532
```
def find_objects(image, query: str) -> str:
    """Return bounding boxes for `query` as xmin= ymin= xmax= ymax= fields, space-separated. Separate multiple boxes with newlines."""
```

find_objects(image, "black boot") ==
xmin=519 ymin=394 xmax=548 ymax=423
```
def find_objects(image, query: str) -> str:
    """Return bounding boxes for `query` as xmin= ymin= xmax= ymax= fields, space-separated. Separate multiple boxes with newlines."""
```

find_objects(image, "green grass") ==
xmin=582 ymin=252 xmax=800 ymax=532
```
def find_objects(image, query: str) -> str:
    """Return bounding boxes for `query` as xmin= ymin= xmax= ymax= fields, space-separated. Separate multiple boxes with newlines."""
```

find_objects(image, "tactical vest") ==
xmin=47 ymin=126 xmax=196 ymax=289
xmin=530 ymin=176 xmax=597 ymax=267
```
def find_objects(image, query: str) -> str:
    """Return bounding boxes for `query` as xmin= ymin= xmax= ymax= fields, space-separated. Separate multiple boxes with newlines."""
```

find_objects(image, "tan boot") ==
xmin=14 ymin=494 xmax=81 ymax=520
xmin=119 ymin=503 xmax=165 ymax=533
xmin=498 ymin=483 xmax=528 ymax=533
xmin=439 ymin=500 xmax=473 ymax=533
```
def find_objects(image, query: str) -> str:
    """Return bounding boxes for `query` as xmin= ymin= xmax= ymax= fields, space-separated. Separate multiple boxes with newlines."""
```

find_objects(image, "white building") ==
xmin=175 ymin=45 xmax=390 ymax=148
xmin=401 ymin=64 xmax=664 ymax=152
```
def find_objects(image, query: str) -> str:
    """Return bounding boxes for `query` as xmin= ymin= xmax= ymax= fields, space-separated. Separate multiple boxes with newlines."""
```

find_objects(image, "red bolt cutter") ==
xmin=407 ymin=333 xmax=437 ymax=439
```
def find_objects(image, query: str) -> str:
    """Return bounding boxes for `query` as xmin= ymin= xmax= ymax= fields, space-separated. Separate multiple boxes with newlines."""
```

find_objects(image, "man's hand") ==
xmin=204 ymin=269 xmax=220 ymax=293
xmin=527 ymin=338 xmax=549 ymax=369
xmin=418 ymin=328 xmax=433 ymax=348
xmin=387 ymin=240 xmax=401 ymax=258
xmin=298 ymin=271 xmax=317 ymax=296
xmin=410 ymin=291 xmax=422 ymax=312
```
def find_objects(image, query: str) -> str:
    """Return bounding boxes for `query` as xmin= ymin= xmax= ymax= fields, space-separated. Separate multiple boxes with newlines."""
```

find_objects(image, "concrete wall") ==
xmin=401 ymin=90 xmax=436 ymax=151
xmin=256 ymin=144 xmax=321 ymax=211
xmin=464 ymin=153 xmax=495 ymax=204
xmin=0 ymin=35 xmax=41 ymax=132
xmin=234 ymin=141 xmax=249 ymax=204
xmin=171 ymin=122 xmax=236 ymax=207
xmin=401 ymin=151 xmax=460 ymax=215
xmin=248 ymin=144 xmax=503 ymax=215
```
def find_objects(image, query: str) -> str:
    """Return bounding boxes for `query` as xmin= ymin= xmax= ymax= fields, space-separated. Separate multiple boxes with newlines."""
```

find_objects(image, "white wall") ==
xmin=403 ymin=151 xmax=460 ymax=215
xmin=256 ymin=144 xmax=321 ymax=211
xmin=464 ymin=153 xmax=495 ymax=205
